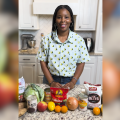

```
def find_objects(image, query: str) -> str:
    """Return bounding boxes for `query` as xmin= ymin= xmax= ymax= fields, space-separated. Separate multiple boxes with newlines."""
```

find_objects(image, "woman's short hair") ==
xmin=52 ymin=5 xmax=74 ymax=32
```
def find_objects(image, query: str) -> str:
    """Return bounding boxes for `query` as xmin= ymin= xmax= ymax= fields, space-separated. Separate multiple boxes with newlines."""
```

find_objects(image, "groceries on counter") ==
xmin=19 ymin=108 xmax=27 ymax=117
xmin=83 ymin=81 xmax=102 ymax=109
xmin=18 ymin=80 xmax=102 ymax=117
xmin=19 ymin=76 xmax=25 ymax=102
xmin=67 ymin=97 xmax=78 ymax=110
xmin=78 ymin=93 xmax=88 ymax=111
xmin=50 ymin=87 xmax=69 ymax=107
xmin=24 ymin=83 xmax=44 ymax=103
xmin=44 ymin=88 xmax=51 ymax=103
xmin=27 ymin=95 xmax=37 ymax=113
xmin=48 ymin=101 xmax=55 ymax=111
xmin=37 ymin=101 xmax=48 ymax=112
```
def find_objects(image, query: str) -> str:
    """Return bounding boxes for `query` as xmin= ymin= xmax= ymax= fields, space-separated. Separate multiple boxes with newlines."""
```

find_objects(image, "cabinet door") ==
xmin=76 ymin=0 xmax=98 ymax=30
xmin=80 ymin=64 xmax=96 ymax=85
xmin=37 ymin=63 xmax=44 ymax=76
xmin=37 ymin=76 xmax=44 ymax=84
xmin=94 ymin=0 xmax=103 ymax=53
xmin=19 ymin=63 xmax=36 ymax=83
xmin=19 ymin=0 xmax=39 ymax=29
xmin=96 ymin=56 xmax=102 ymax=84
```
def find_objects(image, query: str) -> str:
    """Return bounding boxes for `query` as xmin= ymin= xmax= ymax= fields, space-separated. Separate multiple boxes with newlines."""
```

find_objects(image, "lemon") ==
xmin=101 ymin=104 xmax=103 ymax=113
xmin=48 ymin=101 xmax=55 ymax=111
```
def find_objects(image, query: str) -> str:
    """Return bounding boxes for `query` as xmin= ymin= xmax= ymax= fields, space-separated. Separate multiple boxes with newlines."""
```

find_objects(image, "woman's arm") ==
xmin=63 ymin=63 xmax=85 ymax=89
xmin=40 ymin=61 xmax=62 ymax=87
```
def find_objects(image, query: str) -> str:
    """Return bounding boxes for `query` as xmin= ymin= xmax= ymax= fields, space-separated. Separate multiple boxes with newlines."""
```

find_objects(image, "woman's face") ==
xmin=55 ymin=8 xmax=72 ymax=32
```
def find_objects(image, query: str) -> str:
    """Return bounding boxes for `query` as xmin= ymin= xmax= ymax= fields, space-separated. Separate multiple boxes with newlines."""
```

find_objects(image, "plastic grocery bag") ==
xmin=19 ymin=76 xmax=25 ymax=102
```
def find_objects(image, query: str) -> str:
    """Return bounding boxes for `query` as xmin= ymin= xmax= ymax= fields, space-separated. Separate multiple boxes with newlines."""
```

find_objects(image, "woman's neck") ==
xmin=57 ymin=29 xmax=69 ymax=43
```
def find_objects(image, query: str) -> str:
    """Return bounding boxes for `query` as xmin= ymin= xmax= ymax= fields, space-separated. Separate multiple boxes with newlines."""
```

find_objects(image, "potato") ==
xmin=19 ymin=108 xmax=27 ymax=117
xmin=19 ymin=102 xmax=27 ymax=109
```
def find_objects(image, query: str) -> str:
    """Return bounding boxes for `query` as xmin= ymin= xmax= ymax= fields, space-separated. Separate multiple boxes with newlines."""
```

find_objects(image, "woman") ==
xmin=37 ymin=5 xmax=90 ymax=89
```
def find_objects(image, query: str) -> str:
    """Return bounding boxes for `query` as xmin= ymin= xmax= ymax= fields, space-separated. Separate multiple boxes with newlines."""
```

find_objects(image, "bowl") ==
xmin=28 ymin=40 xmax=36 ymax=48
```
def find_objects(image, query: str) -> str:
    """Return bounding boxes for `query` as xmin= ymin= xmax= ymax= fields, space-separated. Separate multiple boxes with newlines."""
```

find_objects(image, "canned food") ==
xmin=78 ymin=93 xmax=88 ymax=111
xmin=27 ymin=95 xmax=37 ymax=113
xmin=44 ymin=88 xmax=51 ymax=103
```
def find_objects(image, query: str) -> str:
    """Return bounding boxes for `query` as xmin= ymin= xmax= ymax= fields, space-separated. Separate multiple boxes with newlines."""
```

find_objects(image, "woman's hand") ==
xmin=63 ymin=82 xmax=75 ymax=90
xmin=51 ymin=81 xmax=63 ymax=88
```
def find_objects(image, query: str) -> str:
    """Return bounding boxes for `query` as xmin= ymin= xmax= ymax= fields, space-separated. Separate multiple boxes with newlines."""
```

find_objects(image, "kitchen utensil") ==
xmin=21 ymin=34 xmax=35 ymax=50
xmin=27 ymin=40 xmax=36 ymax=49
xmin=83 ymin=38 xmax=94 ymax=52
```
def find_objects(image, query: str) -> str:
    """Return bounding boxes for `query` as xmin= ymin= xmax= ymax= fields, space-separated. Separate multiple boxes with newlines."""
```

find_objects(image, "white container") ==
xmin=78 ymin=93 xmax=88 ymax=111
xmin=27 ymin=95 xmax=37 ymax=113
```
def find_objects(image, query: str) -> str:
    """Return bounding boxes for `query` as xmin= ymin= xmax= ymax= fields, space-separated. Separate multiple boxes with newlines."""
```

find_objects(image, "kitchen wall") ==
xmin=19 ymin=15 xmax=94 ymax=49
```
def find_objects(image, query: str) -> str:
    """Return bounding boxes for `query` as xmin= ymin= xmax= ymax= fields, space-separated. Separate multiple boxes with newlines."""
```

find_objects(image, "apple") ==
xmin=37 ymin=101 xmax=47 ymax=112
xmin=0 ymin=74 xmax=16 ymax=108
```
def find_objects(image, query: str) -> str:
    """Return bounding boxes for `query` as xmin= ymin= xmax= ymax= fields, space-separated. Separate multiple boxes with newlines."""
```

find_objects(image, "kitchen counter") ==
xmin=19 ymin=47 xmax=102 ymax=56
xmin=19 ymin=84 xmax=102 ymax=120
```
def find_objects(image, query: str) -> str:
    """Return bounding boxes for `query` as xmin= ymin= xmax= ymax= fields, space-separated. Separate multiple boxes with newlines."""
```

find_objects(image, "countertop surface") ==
xmin=19 ymin=47 xmax=102 ymax=56
xmin=19 ymin=84 xmax=102 ymax=120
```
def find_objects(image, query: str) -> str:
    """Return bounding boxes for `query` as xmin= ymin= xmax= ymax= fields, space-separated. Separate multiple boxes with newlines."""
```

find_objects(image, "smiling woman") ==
xmin=36 ymin=5 xmax=90 ymax=89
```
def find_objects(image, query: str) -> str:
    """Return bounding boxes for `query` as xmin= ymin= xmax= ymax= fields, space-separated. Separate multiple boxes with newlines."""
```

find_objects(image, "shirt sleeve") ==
xmin=36 ymin=36 xmax=48 ymax=62
xmin=77 ymin=38 xmax=90 ymax=63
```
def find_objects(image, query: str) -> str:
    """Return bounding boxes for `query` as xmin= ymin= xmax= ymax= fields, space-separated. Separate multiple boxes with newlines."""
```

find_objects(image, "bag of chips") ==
xmin=50 ymin=87 xmax=69 ymax=106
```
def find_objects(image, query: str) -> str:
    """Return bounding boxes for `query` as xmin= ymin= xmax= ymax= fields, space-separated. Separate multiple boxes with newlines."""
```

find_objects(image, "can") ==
xmin=78 ymin=93 xmax=88 ymax=111
xmin=27 ymin=95 xmax=37 ymax=113
xmin=44 ymin=88 xmax=51 ymax=103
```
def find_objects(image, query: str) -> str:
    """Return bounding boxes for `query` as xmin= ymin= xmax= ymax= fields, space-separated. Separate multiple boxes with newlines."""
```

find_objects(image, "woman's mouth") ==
xmin=60 ymin=24 xmax=66 ymax=28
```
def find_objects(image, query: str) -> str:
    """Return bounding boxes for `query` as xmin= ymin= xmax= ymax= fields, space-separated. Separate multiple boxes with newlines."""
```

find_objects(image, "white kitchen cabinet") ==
xmin=37 ymin=60 xmax=44 ymax=83
xmin=75 ymin=0 xmax=98 ymax=31
xmin=19 ymin=55 xmax=37 ymax=83
xmin=95 ymin=56 xmax=102 ymax=84
xmin=79 ymin=56 xmax=102 ymax=85
xmin=19 ymin=0 xmax=39 ymax=30
xmin=37 ymin=76 xmax=44 ymax=84
xmin=80 ymin=56 xmax=97 ymax=84
xmin=94 ymin=0 xmax=103 ymax=53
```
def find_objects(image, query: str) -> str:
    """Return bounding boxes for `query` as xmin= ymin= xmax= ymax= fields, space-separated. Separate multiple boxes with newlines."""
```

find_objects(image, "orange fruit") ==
xmin=61 ymin=106 xmax=68 ymax=113
xmin=93 ymin=107 xmax=100 ymax=115
xmin=55 ymin=105 xmax=61 ymax=113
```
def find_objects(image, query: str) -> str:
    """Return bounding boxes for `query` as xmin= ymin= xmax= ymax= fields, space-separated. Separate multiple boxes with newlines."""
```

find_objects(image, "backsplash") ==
xmin=19 ymin=15 xmax=93 ymax=49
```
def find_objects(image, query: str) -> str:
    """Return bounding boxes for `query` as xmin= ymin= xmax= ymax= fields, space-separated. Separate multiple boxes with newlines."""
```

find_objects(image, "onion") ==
xmin=67 ymin=97 xmax=78 ymax=110
xmin=103 ymin=59 xmax=120 ymax=104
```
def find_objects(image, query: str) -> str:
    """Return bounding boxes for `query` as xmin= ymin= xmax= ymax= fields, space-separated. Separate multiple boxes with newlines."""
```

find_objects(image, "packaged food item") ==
xmin=19 ymin=76 xmax=25 ymax=102
xmin=44 ymin=88 xmax=51 ymax=103
xmin=84 ymin=82 xmax=101 ymax=108
xmin=78 ymin=93 xmax=88 ymax=111
xmin=27 ymin=95 xmax=37 ymax=113
xmin=50 ymin=87 xmax=69 ymax=107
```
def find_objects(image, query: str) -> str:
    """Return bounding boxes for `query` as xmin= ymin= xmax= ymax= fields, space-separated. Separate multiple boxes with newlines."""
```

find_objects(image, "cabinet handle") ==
xmin=32 ymin=26 xmax=34 ymax=27
xmin=23 ymin=59 xmax=30 ymax=60
xmin=79 ymin=26 xmax=81 ymax=28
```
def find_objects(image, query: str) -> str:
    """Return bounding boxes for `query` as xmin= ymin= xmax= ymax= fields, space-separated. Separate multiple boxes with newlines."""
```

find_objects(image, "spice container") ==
xmin=27 ymin=95 xmax=37 ymax=113
xmin=78 ymin=93 xmax=88 ymax=111
xmin=44 ymin=88 xmax=51 ymax=103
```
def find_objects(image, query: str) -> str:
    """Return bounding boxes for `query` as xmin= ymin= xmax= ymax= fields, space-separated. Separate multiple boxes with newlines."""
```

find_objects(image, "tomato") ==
xmin=0 ymin=74 xmax=16 ymax=108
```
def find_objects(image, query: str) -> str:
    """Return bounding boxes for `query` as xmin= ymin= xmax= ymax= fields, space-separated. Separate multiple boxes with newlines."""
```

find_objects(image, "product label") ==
xmin=88 ymin=93 xmax=100 ymax=103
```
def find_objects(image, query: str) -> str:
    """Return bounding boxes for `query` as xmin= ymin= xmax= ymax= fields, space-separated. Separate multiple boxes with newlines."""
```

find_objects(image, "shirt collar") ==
xmin=52 ymin=29 xmax=73 ymax=44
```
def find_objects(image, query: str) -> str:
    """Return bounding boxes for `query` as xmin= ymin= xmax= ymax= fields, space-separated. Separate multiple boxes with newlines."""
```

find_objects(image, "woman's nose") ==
xmin=61 ymin=17 xmax=65 ymax=22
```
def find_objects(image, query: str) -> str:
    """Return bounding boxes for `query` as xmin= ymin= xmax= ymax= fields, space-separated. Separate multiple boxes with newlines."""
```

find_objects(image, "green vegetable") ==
xmin=24 ymin=84 xmax=44 ymax=103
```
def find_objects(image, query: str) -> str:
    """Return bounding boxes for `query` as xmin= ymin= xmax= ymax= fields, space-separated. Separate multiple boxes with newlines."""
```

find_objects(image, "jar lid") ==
xmin=78 ymin=92 xmax=88 ymax=99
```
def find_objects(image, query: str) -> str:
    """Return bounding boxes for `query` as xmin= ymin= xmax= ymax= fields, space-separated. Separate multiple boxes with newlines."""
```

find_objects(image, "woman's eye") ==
xmin=57 ymin=17 xmax=61 ymax=19
xmin=65 ymin=17 xmax=69 ymax=19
